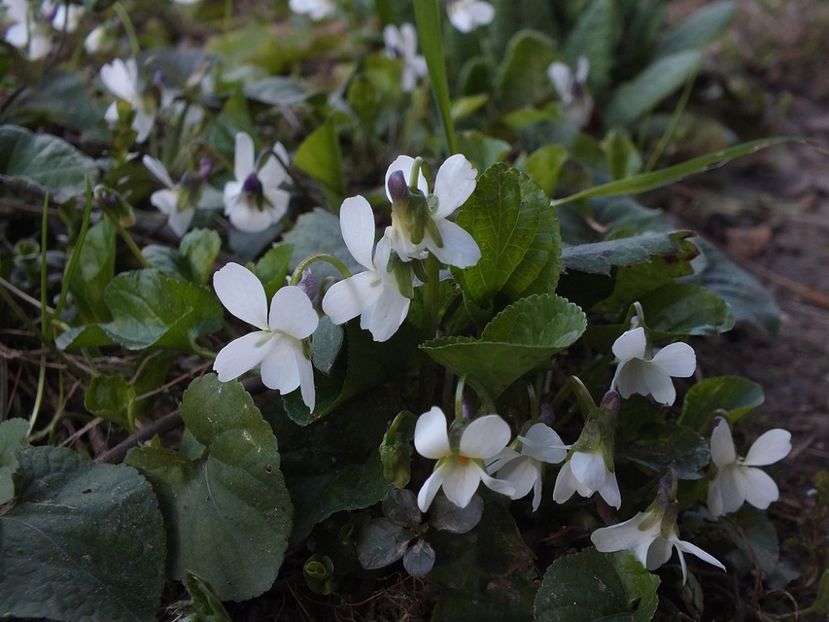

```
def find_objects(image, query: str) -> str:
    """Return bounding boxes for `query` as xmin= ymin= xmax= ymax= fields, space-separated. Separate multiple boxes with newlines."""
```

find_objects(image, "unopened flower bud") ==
xmin=198 ymin=156 xmax=214 ymax=180
xmin=387 ymin=170 xmax=409 ymax=204
xmin=298 ymin=270 xmax=321 ymax=305
xmin=599 ymin=390 xmax=621 ymax=415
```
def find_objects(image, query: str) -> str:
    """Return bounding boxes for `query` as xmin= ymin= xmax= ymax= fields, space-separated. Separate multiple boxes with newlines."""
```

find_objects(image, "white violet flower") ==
xmin=213 ymin=263 xmax=318 ymax=411
xmin=548 ymin=56 xmax=593 ymax=128
xmin=223 ymin=132 xmax=291 ymax=233
xmin=611 ymin=326 xmax=696 ymax=406
xmin=142 ymin=155 xmax=195 ymax=237
xmin=446 ymin=0 xmax=494 ymax=33
xmin=415 ymin=407 xmax=515 ymax=512
xmin=707 ymin=418 xmax=791 ymax=517
xmin=321 ymin=196 xmax=413 ymax=342
xmin=3 ymin=0 xmax=52 ymax=59
xmin=383 ymin=23 xmax=427 ymax=93
xmin=591 ymin=507 xmax=725 ymax=584
xmin=101 ymin=57 xmax=156 ymax=143
xmin=46 ymin=1 xmax=83 ymax=32
xmin=384 ymin=154 xmax=480 ymax=268
xmin=487 ymin=423 xmax=568 ymax=511
xmin=289 ymin=0 xmax=334 ymax=20
xmin=553 ymin=446 xmax=621 ymax=509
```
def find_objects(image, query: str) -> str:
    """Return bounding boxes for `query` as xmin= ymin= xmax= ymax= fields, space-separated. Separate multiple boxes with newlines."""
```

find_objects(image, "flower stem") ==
xmin=424 ymin=252 xmax=440 ymax=336
xmin=113 ymin=2 xmax=140 ymax=58
xmin=290 ymin=254 xmax=352 ymax=285
xmin=117 ymin=224 xmax=150 ymax=268
xmin=454 ymin=375 xmax=467 ymax=424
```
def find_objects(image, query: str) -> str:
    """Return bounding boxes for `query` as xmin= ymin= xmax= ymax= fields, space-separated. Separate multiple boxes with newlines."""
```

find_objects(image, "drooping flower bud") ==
xmin=387 ymin=170 xmax=409 ymax=204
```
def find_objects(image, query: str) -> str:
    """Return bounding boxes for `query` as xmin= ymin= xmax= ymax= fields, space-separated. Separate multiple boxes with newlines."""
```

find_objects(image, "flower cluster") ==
xmin=2 ymin=0 xmax=83 ymax=60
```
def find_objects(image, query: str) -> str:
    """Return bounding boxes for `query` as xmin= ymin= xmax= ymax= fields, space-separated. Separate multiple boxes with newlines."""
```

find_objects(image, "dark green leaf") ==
xmin=603 ymin=128 xmax=642 ymax=180
xmin=312 ymin=316 xmax=345 ymax=374
xmin=67 ymin=218 xmax=116 ymax=323
xmin=0 ymin=447 xmax=166 ymax=622
xmin=245 ymin=76 xmax=309 ymax=106
xmin=55 ymin=324 xmax=114 ymax=351
xmin=284 ymin=208 xmax=361 ymax=280
xmin=495 ymin=30 xmax=557 ymax=110
xmin=382 ymin=488 xmax=422 ymax=528
xmin=457 ymin=130 xmax=511 ymax=171
xmin=102 ymin=269 xmax=223 ymax=351
xmin=563 ymin=0 xmax=620 ymax=94
xmin=525 ymin=144 xmax=568 ymax=196
xmin=84 ymin=375 xmax=137 ymax=431
xmin=403 ymin=539 xmax=436 ymax=577
xmin=0 ymin=124 xmax=98 ymax=201
xmin=294 ymin=119 xmax=344 ymax=204
xmin=679 ymin=376 xmax=764 ymax=432
xmin=625 ymin=425 xmax=711 ymax=479
xmin=656 ymin=1 xmax=736 ymax=58
xmin=180 ymin=229 xmax=221 ymax=285
xmin=208 ymin=86 xmax=255 ymax=158
xmin=356 ymin=518 xmax=414 ymax=570
xmin=430 ymin=494 xmax=483 ymax=534
xmin=253 ymin=243 xmax=294 ymax=299
xmin=534 ymin=548 xmax=659 ymax=622
xmin=183 ymin=572 xmax=232 ymax=622
xmin=0 ymin=418 xmax=28 ymax=505
xmin=641 ymin=283 xmax=735 ymax=336
xmin=422 ymin=294 xmax=586 ymax=398
xmin=562 ymin=231 xmax=696 ymax=275
xmin=126 ymin=375 xmax=292 ymax=602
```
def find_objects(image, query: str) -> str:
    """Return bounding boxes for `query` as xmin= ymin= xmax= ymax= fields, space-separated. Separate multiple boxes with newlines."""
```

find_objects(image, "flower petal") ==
xmin=213 ymin=262 xmax=269 ymax=330
xmin=339 ymin=195 xmax=377 ymax=270
xmin=213 ymin=331 xmax=273 ymax=382
xmin=234 ymin=132 xmax=256 ymax=181
xmin=495 ymin=456 xmax=538 ymax=501
xmin=425 ymin=218 xmax=481 ymax=269
xmin=646 ymin=537 xmax=674 ymax=571
xmin=228 ymin=202 xmax=277 ymax=233
xmin=552 ymin=462 xmax=577 ymax=504
xmin=441 ymin=461 xmax=483 ymax=508
xmin=717 ymin=465 xmax=748 ymax=515
xmin=321 ymin=271 xmax=381 ymax=326
xmin=652 ymin=342 xmax=696 ymax=378
xmin=101 ymin=58 xmax=138 ymax=102
xmin=167 ymin=205 xmax=195 ymax=238
xmin=133 ymin=108 xmax=155 ymax=143
xmin=547 ymin=62 xmax=572 ymax=100
xmin=459 ymin=414 xmax=511 ymax=459
xmin=433 ymin=154 xmax=477 ymax=217
xmin=598 ymin=471 xmax=622 ymax=509
xmin=569 ymin=450 xmax=606 ymax=492
xmin=612 ymin=359 xmax=651 ymax=399
xmin=417 ymin=465 xmax=445 ymax=512
xmin=676 ymin=539 xmax=726 ymax=573
xmin=260 ymin=335 xmax=300 ymax=394
xmin=641 ymin=364 xmax=677 ymax=406
xmin=385 ymin=155 xmax=429 ymax=202
xmin=268 ymin=285 xmax=319 ymax=339
xmin=612 ymin=327 xmax=648 ymax=361
xmin=741 ymin=466 xmax=779 ymax=509
xmin=486 ymin=447 xmax=520 ymax=474
xmin=414 ymin=406 xmax=450 ymax=459
xmin=149 ymin=189 xmax=178 ymax=216
xmin=519 ymin=423 xmax=568 ymax=464
xmin=295 ymin=345 xmax=316 ymax=411
xmin=707 ymin=472 xmax=725 ymax=518
xmin=743 ymin=429 xmax=792 ymax=466
xmin=142 ymin=155 xmax=175 ymax=188
xmin=591 ymin=513 xmax=651 ymax=554
xmin=479 ymin=468 xmax=516 ymax=499
xmin=710 ymin=418 xmax=737 ymax=468
xmin=362 ymin=284 xmax=410 ymax=342
xmin=262 ymin=187 xmax=290 ymax=223
xmin=259 ymin=154 xmax=289 ymax=188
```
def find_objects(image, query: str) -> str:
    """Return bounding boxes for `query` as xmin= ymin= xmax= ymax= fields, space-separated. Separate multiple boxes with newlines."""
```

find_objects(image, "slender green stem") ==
xmin=27 ymin=359 xmax=46 ymax=436
xmin=413 ymin=0 xmax=458 ymax=154
xmin=290 ymin=254 xmax=352 ymax=285
xmin=113 ymin=2 xmax=140 ymax=58
xmin=424 ymin=253 xmax=440 ymax=336
xmin=454 ymin=375 xmax=467 ymax=423
xmin=55 ymin=180 xmax=92 ymax=320
xmin=40 ymin=194 xmax=50 ymax=338
xmin=117 ymin=224 xmax=150 ymax=268
xmin=468 ymin=378 xmax=496 ymax=415
xmin=409 ymin=157 xmax=424 ymax=190
xmin=645 ymin=72 xmax=696 ymax=172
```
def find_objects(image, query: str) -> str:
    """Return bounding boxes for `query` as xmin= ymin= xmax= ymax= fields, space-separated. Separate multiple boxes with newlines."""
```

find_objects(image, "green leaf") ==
xmin=641 ymin=283 xmax=734 ymax=337
xmin=67 ymin=217 xmax=116 ymax=323
xmin=656 ymin=1 xmax=736 ymax=58
xmin=525 ymin=144 xmax=568 ymax=196
xmin=208 ymin=86 xmax=255 ymax=158
xmin=457 ymin=130 xmax=511 ymax=171
xmin=454 ymin=164 xmax=555 ymax=305
xmin=312 ymin=316 xmax=344 ymax=374
xmin=126 ymin=375 xmax=292 ymax=602
xmin=605 ymin=51 xmax=702 ymax=128
xmin=244 ymin=76 xmax=309 ymax=106
xmin=85 ymin=374 xmax=137 ymax=431
xmin=533 ymin=548 xmax=660 ymax=622
xmin=284 ymin=208 xmax=361 ymax=280
xmin=102 ymin=269 xmax=223 ymax=351
xmin=253 ymin=243 xmax=294 ymax=299
xmin=180 ymin=229 xmax=221 ymax=285
xmin=679 ymin=376 xmax=764 ymax=432
xmin=55 ymin=324 xmax=114 ymax=351
xmin=422 ymin=294 xmax=586 ymax=398
xmin=495 ymin=30 xmax=557 ymax=111
xmin=356 ymin=518 xmax=414 ymax=570
xmin=563 ymin=0 xmax=620 ymax=94
xmin=687 ymin=238 xmax=780 ymax=335
xmin=0 ymin=418 xmax=28 ymax=505
xmin=294 ymin=119 xmax=344 ymax=205
xmin=0 ymin=124 xmax=98 ymax=201
xmin=625 ymin=425 xmax=711 ymax=480
xmin=603 ymin=128 xmax=643 ymax=180
xmin=808 ymin=569 xmax=829 ymax=614
xmin=0 ymin=446 xmax=166 ymax=622
xmin=183 ymin=572 xmax=232 ymax=622
xmin=562 ymin=231 xmax=696 ymax=275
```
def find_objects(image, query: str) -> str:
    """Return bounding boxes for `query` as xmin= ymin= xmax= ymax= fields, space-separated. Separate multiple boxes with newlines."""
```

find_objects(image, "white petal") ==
xmin=552 ymin=462 xmax=577 ymax=504
xmin=652 ymin=342 xmax=696 ymax=377
xmin=133 ymin=108 xmax=155 ymax=143
xmin=612 ymin=359 xmax=651 ymax=399
xmin=223 ymin=181 xmax=241 ymax=210
xmin=433 ymin=154 xmax=477 ymax=217
xmin=262 ymin=187 xmax=290 ymax=224
xmin=548 ymin=62 xmax=572 ymax=101
xmin=414 ymin=406 xmax=450 ymax=459
xmin=228 ymin=202 xmax=276 ymax=233
xmin=383 ymin=24 xmax=400 ymax=52
xmin=150 ymin=189 xmax=178 ymax=216
xmin=641 ymin=364 xmax=677 ymax=406
xmin=384 ymin=155 xmax=429 ymax=202
xmin=167 ymin=205 xmax=195 ymax=238
xmin=599 ymin=471 xmax=622 ymax=509
xmin=576 ymin=56 xmax=590 ymax=83
xmin=259 ymin=154 xmax=289 ymax=188
xmin=487 ymin=447 xmax=520 ymax=474
xmin=214 ymin=331 xmax=274 ymax=382
xmin=479 ymin=468 xmax=516 ymax=499
xmin=459 ymin=414 xmax=511 ymax=459
xmin=531 ymin=472 xmax=543 ymax=512
xmin=5 ymin=23 xmax=28 ymax=48
xmin=741 ymin=466 xmax=779 ymax=509
xmin=496 ymin=456 xmax=539 ymax=500
xmin=321 ymin=271 xmax=381 ymax=326
xmin=612 ymin=327 xmax=648 ymax=361
xmin=362 ymin=285 xmax=410 ymax=343
xmin=143 ymin=155 xmax=175 ymax=188
xmin=417 ymin=465 xmax=445 ymax=512
xmin=260 ymin=335 xmax=300 ymax=394
xmin=591 ymin=513 xmax=652 ymax=553
xmin=646 ymin=537 xmax=674 ymax=570
xmin=213 ymin=263 xmax=269 ymax=330
xmin=717 ymin=465 xmax=748 ymax=514
xmin=234 ymin=132 xmax=256 ymax=181
xmin=676 ymin=538 xmax=726 ymax=573
xmin=743 ymin=429 xmax=792 ymax=466
xmin=339 ymin=195 xmax=376 ymax=270
xmin=519 ymin=423 xmax=568 ymax=464
xmin=707 ymin=473 xmax=725 ymax=518
xmin=425 ymin=218 xmax=481 ymax=269
xmin=441 ymin=461 xmax=483 ymax=508
xmin=710 ymin=419 xmax=737 ymax=468
xmin=268 ymin=285 xmax=318 ymax=339
xmin=296 ymin=345 xmax=316 ymax=411
xmin=569 ymin=450 xmax=606 ymax=492
xmin=101 ymin=58 xmax=138 ymax=102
